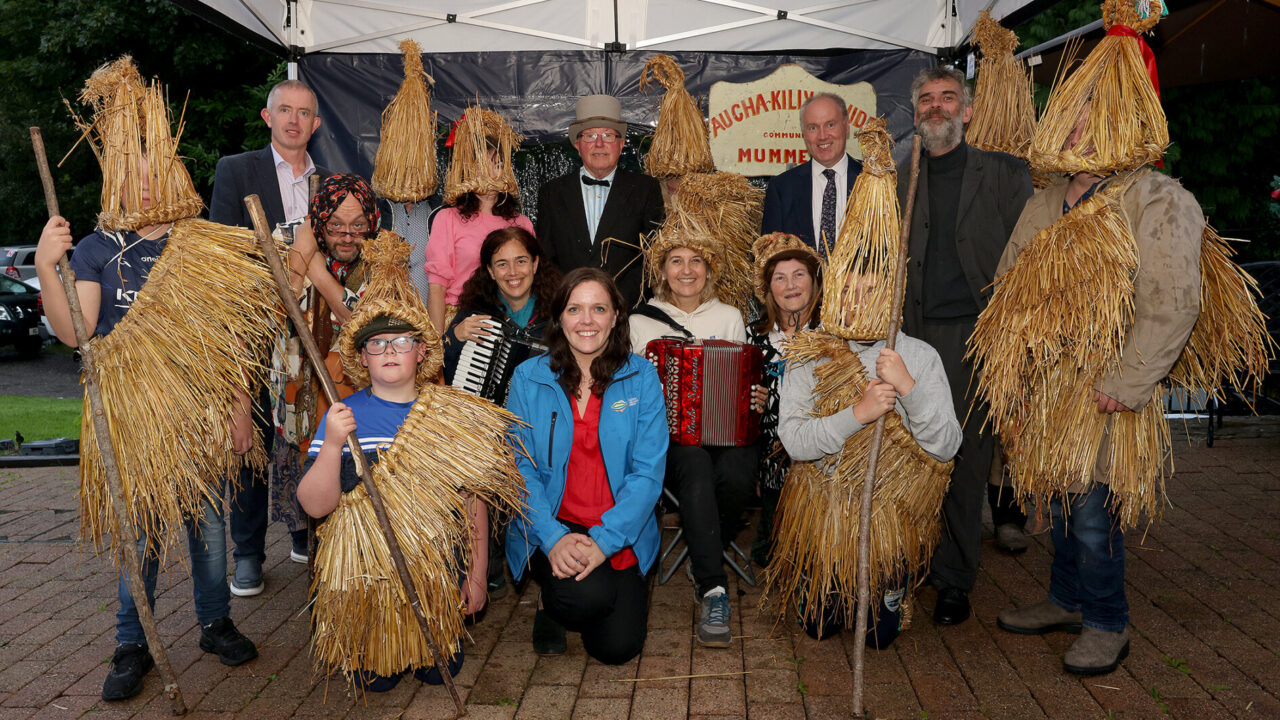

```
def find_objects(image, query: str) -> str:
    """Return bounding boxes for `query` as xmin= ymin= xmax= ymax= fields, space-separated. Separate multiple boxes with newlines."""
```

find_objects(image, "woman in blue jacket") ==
xmin=506 ymin=268 xmax=668 ymax=664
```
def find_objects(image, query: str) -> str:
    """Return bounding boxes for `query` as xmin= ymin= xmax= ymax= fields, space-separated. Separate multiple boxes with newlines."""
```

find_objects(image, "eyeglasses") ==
xmin=324 ymin=220 xmax=370 ymax=238
xmin=362 ymin=336 xmax=418 ymax=355
xmin=578 ymin=131 xmax=620 ymax=144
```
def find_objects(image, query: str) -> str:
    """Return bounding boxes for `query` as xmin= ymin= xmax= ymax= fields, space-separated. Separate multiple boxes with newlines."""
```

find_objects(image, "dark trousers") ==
xmin=920 ymin=317 xmax=991 ymax=592
xmin=230 ymin=382 xmax=272 ymax=564
xmin=801 ymin=581 xmax=907 ymax=650
xmin=665 ymin=444 xmax=758 ymax=595
xmin=530 ymin=550 xmax=648 ymax=665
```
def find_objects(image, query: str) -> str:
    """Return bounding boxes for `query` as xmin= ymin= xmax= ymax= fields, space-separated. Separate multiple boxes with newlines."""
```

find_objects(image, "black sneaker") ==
xmin=532 ymin=608 xmax=566 ymax=655
xmin=102 ymin=643 xmax=154 ymax=701
xmin=198 ymin=617 xmax=258 ymax=666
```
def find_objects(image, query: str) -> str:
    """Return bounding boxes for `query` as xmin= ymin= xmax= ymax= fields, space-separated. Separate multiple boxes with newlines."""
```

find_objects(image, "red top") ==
xmin=557 ymin=392 xmax=638 ymax=571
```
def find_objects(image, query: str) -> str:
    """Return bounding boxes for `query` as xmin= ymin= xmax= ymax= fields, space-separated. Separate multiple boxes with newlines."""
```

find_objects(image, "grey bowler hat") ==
xmin=569 ymin=94 xmax=628 ymax=139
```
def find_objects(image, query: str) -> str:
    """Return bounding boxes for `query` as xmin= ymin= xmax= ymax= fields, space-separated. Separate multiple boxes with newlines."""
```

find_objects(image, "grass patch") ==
xmin=0 ymin=394 xmax=81 ymax=442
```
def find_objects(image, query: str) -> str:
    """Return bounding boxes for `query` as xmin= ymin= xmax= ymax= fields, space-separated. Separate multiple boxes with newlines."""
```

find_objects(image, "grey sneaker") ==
xmin=697 ymin=588 xmax=732 ymax=647
xmin=997 ymin=598 xmax=1083 ymax=635
xmin=230 ymin=558 xmax=263 ymax=597
xmin=996 ymin=524 xmax=1029 ymax=554
xmin=1063 ymin=627 xmax=1130 ymax=676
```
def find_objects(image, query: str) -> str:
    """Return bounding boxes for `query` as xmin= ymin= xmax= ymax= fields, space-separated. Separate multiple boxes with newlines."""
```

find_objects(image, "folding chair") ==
xmin=657 ymin=487 xmax=756 ymax=586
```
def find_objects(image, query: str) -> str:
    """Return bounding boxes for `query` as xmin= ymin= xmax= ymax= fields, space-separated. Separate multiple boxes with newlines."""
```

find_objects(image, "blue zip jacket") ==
xmin=505 ymin=352 xmax=668 ymax=579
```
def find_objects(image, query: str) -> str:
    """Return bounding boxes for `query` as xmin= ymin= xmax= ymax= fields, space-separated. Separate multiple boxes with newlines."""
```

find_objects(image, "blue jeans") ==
xmin=116 ymin=492 xmax=231 ymax=645
xmin=1048 ymin=485 xmax=1128 ymax=633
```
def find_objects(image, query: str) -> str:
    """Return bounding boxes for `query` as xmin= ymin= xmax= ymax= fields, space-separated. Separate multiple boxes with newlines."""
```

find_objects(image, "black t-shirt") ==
xmin=922 ymin=143 xmax=979 ymax=320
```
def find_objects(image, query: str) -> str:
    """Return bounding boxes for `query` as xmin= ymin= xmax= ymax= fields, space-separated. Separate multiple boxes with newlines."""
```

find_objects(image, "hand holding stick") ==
xmin=851 ymin=133 xmax=922 ymax=718
xmin=244 ymin=194 xmax=467 ymax=717
xmin=30 ymin=126 xmax=188 ymax=716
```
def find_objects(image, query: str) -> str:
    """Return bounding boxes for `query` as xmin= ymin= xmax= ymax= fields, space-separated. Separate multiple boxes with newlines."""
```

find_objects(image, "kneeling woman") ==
xmin=506 ymin=268 xmax=668 ymax=664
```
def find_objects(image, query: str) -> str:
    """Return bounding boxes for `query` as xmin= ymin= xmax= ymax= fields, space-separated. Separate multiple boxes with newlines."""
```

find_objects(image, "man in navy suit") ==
xmin=536 ymin=94 xmax=664 ymax=307
xmin=209 ymin=79 xmax=329 ymax=598
xmin=761 ymin=93 xmax=862 ymax=257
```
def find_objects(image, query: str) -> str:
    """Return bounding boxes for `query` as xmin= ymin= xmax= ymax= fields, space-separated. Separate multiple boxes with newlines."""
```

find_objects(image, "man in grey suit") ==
xmin=898 ymin=66 xmax=1033 ymax=626
xmin=209 ymin=79 xmax=329 ymax=597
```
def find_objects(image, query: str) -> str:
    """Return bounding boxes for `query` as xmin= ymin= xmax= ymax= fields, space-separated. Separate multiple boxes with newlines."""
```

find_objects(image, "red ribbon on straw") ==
xmin=1106 ymin=24 xmax=1163 ymax=168
xmin=444 ymin=114 xmax=466 ymax=148
xmin=1106 ymin=25 xmax=1160 ymax=99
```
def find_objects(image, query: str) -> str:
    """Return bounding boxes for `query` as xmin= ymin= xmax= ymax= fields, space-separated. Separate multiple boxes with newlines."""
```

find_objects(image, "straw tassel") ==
xmin=967 ymin=12 xmax=1035 ymax=160
xmin=372 ymin=39 xmax=438 ymax=202
xmin=641 ymin=54 xmax=715 ymax=178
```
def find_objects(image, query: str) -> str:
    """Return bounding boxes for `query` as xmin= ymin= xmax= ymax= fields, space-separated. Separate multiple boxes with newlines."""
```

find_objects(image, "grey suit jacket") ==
xmin=897 ymin=142 xmax=1032 ymax=333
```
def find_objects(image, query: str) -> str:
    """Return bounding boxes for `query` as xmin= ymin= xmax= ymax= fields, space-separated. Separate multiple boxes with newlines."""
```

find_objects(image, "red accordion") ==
xmin=645 ymin=338 xmax=763 ymax=447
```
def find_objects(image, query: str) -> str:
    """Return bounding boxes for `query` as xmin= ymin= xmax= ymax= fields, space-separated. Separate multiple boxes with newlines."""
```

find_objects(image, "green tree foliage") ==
xmin=0 ymin=0 xmax=278 ymax=242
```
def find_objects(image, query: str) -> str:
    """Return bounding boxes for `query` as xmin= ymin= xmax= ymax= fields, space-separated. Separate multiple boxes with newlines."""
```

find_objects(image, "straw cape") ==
xmin=760 ymin=117 xmax=953 ymax=633
xmin=641 ymin=54 xmax=714 ymax=178
xmin=311 ymin=232 xmax=524 ymax=680
xmin=80 ymin=217 xmax=285 ymax=554
xmin=969 ymin=1 xmax=1272 ymax=529
xmin=371 ymin=39 xmax=438 ymax=203
xmin=966 ymin=11 xmax=1035 ymax=160
xmin=820 ymin=117 xmax=899 ymax=340
xmin=761 ymin=332 xmax=953 ymax=633
xmin=1028 ymin=0 xmax=1168 ymax=174
xmin=71 ymin=57 xmax=203 ymax=232
xmin=441 ymin=105 xmax=522 ymax=206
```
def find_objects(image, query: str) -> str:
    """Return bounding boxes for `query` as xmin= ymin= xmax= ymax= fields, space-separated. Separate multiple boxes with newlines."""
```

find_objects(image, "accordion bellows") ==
xmin=79 ymin=218 xmax=284 ymax=555
xmin=309 ymin=385 xmax=524 ymax=678
xmin=762 ymin=332 xmax=953 ymax=634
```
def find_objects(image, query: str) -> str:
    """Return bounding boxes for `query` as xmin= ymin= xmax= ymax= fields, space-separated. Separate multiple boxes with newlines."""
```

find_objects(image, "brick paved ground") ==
xmin=1 ymin=417 xmax=1277 ymax=719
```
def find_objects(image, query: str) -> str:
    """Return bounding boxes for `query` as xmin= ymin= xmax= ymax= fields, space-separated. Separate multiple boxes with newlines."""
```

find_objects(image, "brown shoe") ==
xmin=1063 ymin=627 xmax=1129 ymax=676
xmin=997 ymin=599 xmax=1083 ymax=635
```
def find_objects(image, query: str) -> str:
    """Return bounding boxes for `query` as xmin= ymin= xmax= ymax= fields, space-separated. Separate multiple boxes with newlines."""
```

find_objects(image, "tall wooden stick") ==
xmin=851 ymin=134 xmax=922 ymax=719
xmin=244 ymin=195 xmax=467 ymax=717
xmin=29 ymin=127 xmax=188 ymax=716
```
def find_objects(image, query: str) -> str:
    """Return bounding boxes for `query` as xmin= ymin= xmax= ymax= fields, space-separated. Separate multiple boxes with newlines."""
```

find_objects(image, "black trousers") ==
xmin=665 ymin=444 xmax=757 ymax=595
xmin=530 ymin=548 xmax=648 ymax=665
xmin=230 ymin=381 xmax=272 ymax=564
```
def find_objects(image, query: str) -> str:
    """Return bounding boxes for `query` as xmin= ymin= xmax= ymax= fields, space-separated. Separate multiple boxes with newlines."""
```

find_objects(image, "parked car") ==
xmin=20 ymin=275 xmax=55 ymax=339
xmin=2 ymin=245 xmax=37 ymax=281
xmin=0 ymin=275 xmax=43 ymax=356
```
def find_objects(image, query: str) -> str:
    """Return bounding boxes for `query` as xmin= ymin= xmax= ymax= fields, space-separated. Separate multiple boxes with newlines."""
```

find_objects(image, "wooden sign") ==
xmin=708 ymin=64 xmax=876 ymax=176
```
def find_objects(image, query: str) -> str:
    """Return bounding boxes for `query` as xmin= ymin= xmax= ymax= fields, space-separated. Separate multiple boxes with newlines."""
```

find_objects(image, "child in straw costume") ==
xmin=35 ymin=56 xmax=274 ymax=701
xmin=372 ymin=39 xmax=439 ymax=306
xmin=763 ymin=118 xmax=960 ymax=646
xmin=976 ymin=0 xmax=1270 ymax=677
xmin=642 ymin=53 xmax=763 ymax=314
xmin=427 ymin=105 xmax=532 ymax=334
xmin=299 ymin=232 xmax=524 ymax=691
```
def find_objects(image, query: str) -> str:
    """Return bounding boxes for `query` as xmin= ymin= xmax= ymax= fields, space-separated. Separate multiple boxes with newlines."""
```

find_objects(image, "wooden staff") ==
xmin=851 ymin=134 xmax=922 ymax=719
xmin=245 ymin=195 xmax=467 ymax=717
xmin=29 ymin=127 xmax=188 ymax=716
xmin=300 ymin=173 xmax=321 ymax=581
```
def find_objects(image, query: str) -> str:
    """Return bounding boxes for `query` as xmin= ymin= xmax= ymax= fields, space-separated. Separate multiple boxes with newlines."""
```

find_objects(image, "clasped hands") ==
xmin=549 ymin=532 xmax=607 ymax=581
xmin=852 ymin=348 xmax=915 ymax=425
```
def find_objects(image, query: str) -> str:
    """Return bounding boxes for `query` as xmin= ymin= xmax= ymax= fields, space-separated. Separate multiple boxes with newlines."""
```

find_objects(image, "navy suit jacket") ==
xmin=209 ymin=146 xmax=330 ymax=229
xmin=535 ymin=169 xmax=664 ymax=307
xmin=761 ymin=154 xmax=862 ymax=253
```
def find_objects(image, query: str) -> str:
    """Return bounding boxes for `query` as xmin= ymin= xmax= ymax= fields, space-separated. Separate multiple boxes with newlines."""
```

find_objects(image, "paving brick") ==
xmin=512 ymin=684 xmax=574 ymax=720
xmin=570 ymin=696 xmax=630 ymax=720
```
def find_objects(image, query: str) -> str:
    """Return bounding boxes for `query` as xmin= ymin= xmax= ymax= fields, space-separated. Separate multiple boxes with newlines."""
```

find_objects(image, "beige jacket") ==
xmin=998 ymin=168 xmax=1204 ymax=413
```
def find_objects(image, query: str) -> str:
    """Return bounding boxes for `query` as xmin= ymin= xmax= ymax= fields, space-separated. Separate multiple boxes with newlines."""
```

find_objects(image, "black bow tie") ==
xmin=581 ymin=176 xmax=611 ymax=187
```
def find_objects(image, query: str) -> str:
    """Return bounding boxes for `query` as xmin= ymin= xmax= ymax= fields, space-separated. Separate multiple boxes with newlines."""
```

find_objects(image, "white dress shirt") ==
xmin=809 ymin=154 xmax=850 ymax=254
xmin=271 ymin=144 xmax=317 ymax=225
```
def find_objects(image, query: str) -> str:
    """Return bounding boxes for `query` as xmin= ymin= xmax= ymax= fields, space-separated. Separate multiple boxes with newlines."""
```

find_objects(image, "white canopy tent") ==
xmin=180 ymin=0 xmax=1043 ymax=59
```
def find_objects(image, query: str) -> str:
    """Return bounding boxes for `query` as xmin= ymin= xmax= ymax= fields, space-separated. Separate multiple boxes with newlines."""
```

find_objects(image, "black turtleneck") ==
xmin=922 ymin=141 xmax=979 ymax=320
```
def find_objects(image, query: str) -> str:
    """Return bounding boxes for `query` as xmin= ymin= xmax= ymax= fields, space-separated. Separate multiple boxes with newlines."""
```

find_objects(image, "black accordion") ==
xmin=450 ymin=318 xmax=547 ymax=407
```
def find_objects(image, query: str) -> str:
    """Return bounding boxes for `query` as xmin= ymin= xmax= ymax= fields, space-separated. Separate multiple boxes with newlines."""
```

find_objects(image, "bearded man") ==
xmin=897 ymin=66 xmax=1033 ymax=626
